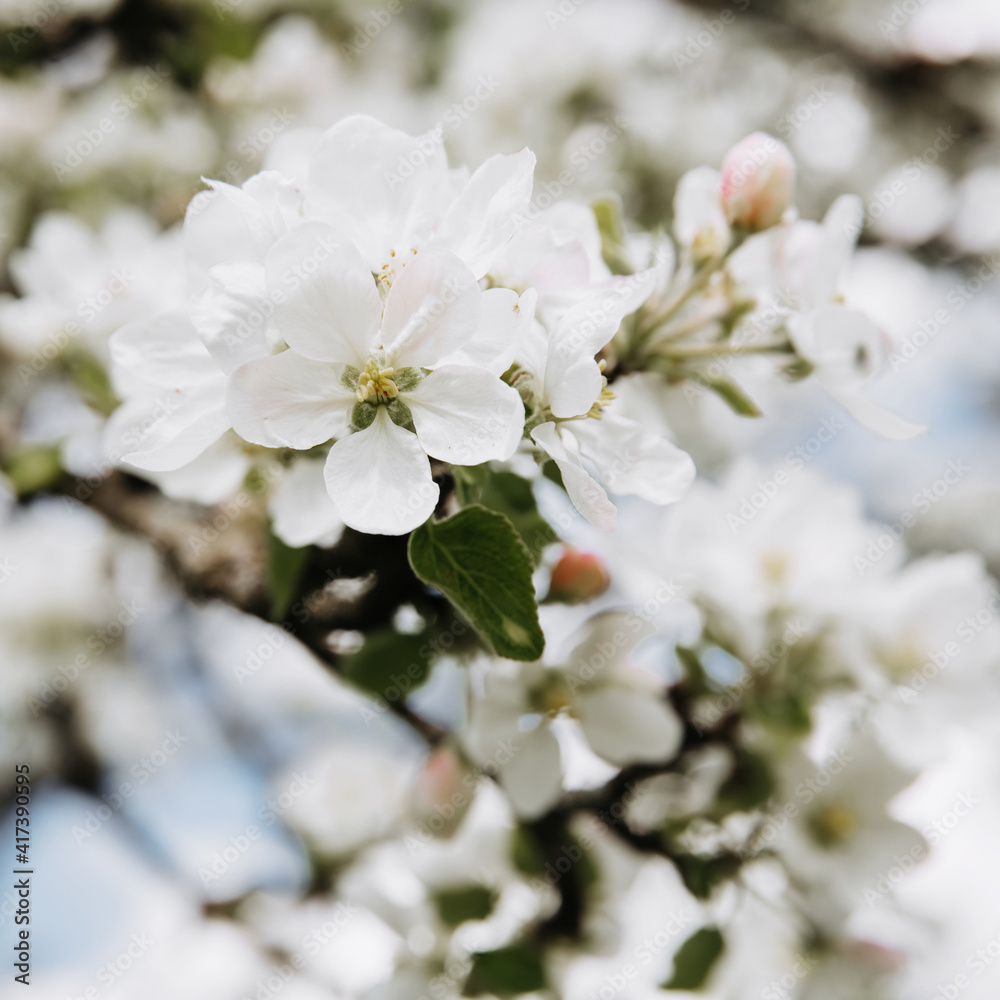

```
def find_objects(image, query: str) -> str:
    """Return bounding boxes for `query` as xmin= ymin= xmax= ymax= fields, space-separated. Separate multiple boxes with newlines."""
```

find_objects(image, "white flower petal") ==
xmin=464 ymin=674 xmax=526 ymax=764
xmin=831 ymin=390 xmax=927 ymax=441
xmin=381 ymin=248 xmax=481 ymax=368
xmin=227 ymin=350 xmax=352 ymax=449
xmin=265 ymin=222 xmax=381 ymax=366
xmin=808 ymin=194 xmax=864 ymax=306
xmin=674 ymin=166 xmax=731 ymax=259
xmin=576 ymin=687 xmax=683 ymax=767
xmin=438 ymin=287 xmax=536 ymax=376
xmin=110 ymin=312 xmax=220 ymax=388
xmin=324 ymin=407 xmax=438 ymax=536
xmin=789 ymin=304 xmax=884 ymax=394
xmin=531 ymin=422 xmax=617 ymax=532
xmin=269 ymin=458 xmax=346 ymax=549
xmin=499 ymin=724 xmax=563 ymax=820
xmin=431 ymin=148 xmax=536 ymax=279
xmin=105 ymin=380 xmax=229 ymax=472
xmin=570 ymin=415 xmax=695 ymax=505
xmin=184 ymin=171 xmax=301 ymax=273
xmin=190 ymin=261 xmax=277 ymax=375
xmin=407 ymin=365 xmax=524 ymax=465
xmin=144 ymin=434 xmax=250 ymax=505
xmin=306 ymin=115 xmax=447 ymax=269
xmin=546 ymin=271 xmax=658 ymax=418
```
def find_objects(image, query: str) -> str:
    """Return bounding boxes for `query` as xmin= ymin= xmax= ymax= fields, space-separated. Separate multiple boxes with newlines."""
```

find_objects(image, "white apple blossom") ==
xmin=0 ymin=207 xmax=186 ymax=360
xmin=770 ymin=731 xmax=921 ymax=932
xmin=491 ymin=210 xmax=696 ymax=529
xmin=776 ymin=195 xmax=927 ymax=440
xmin=463 ymin=613 xmax=683 ymax=818
xmin=225 ymin=225 xmax=527 ymax=535
xmin=305 ymin=114 xmax=536 ymax=281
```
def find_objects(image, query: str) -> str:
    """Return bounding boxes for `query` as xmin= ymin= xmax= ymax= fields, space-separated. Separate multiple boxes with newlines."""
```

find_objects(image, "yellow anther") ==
xmin=356 ymin=361 xmax=399 ymax=403
xmin=586 ymin=380 xmax=617 ymax=420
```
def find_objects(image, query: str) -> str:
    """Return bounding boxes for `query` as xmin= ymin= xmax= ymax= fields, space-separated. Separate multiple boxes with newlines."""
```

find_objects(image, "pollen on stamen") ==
xmin=357 ymin=362 xmax=400 ymax=403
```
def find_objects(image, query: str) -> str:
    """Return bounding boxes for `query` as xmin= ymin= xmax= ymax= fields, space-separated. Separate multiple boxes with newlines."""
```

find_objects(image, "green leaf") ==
xmin=342 ymin=630 xmax=432 ymax=699
xmin=695 ymin=374 xmax=763 ymax=417
xmin=454 ymin=468 xmax=558 ymax=565
xmin=267 ymin=532 xmax=310 ymax=621
xmin=408 ymin=505 xmax=544 ymax=661
xmin=434 ymin=886 xmax=496 ymax=926
xmin=716 ymin=751 xmax=775 ymax=813
xmin=2 ymin=444 xmax=62 ymax=496
xmin=465 ymin=944 xmax=546 ymax=997
xmin=672 ymin=854 xmax=739 ymax=900
xmin=511 ymin=825 xmax=544 ymax=876
xmin=663 ymin=927 xmax=724 ymax=990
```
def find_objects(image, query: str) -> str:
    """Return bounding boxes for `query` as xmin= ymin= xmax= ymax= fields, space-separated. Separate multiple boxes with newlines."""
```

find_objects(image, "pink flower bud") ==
xmin=412 ymin=745 xmax=472 ymax=838
xmin=720 ymin=132 xmax=796 ymax=230
xmin=548 ymin=548 xmax=611 ymax=603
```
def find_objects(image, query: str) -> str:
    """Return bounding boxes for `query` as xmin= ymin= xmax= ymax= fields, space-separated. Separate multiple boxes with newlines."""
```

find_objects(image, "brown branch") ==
xmin=49 ymin=469 xmax=447 ymax=745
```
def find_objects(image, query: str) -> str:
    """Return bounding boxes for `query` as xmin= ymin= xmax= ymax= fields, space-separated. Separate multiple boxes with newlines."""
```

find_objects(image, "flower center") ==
xmin=356 ymin=360 xmax=399 ymax=404
xmin=808 ymin=803 xmax=857 ymax=847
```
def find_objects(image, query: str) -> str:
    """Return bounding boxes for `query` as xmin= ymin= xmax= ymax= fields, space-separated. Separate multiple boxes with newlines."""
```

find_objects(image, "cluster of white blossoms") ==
xmin=10 ymin=103 xmax=1000 ymax=1000
xmin=100 ymin=117 xmax=920 ymax=541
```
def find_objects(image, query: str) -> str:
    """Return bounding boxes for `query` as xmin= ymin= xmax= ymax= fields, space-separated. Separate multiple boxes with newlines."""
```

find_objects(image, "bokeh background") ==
xmin=3 ymin=0 xmax=1000 ymax=997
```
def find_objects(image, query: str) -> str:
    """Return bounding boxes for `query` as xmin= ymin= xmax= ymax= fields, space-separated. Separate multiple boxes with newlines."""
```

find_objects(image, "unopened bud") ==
xmin=548 ymin=548 xmax=611 ymax=603
xmin=720 ymin=132 xmax=796 ymax=230
xmin=412 ymin=746 xmax=472 ymax=838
